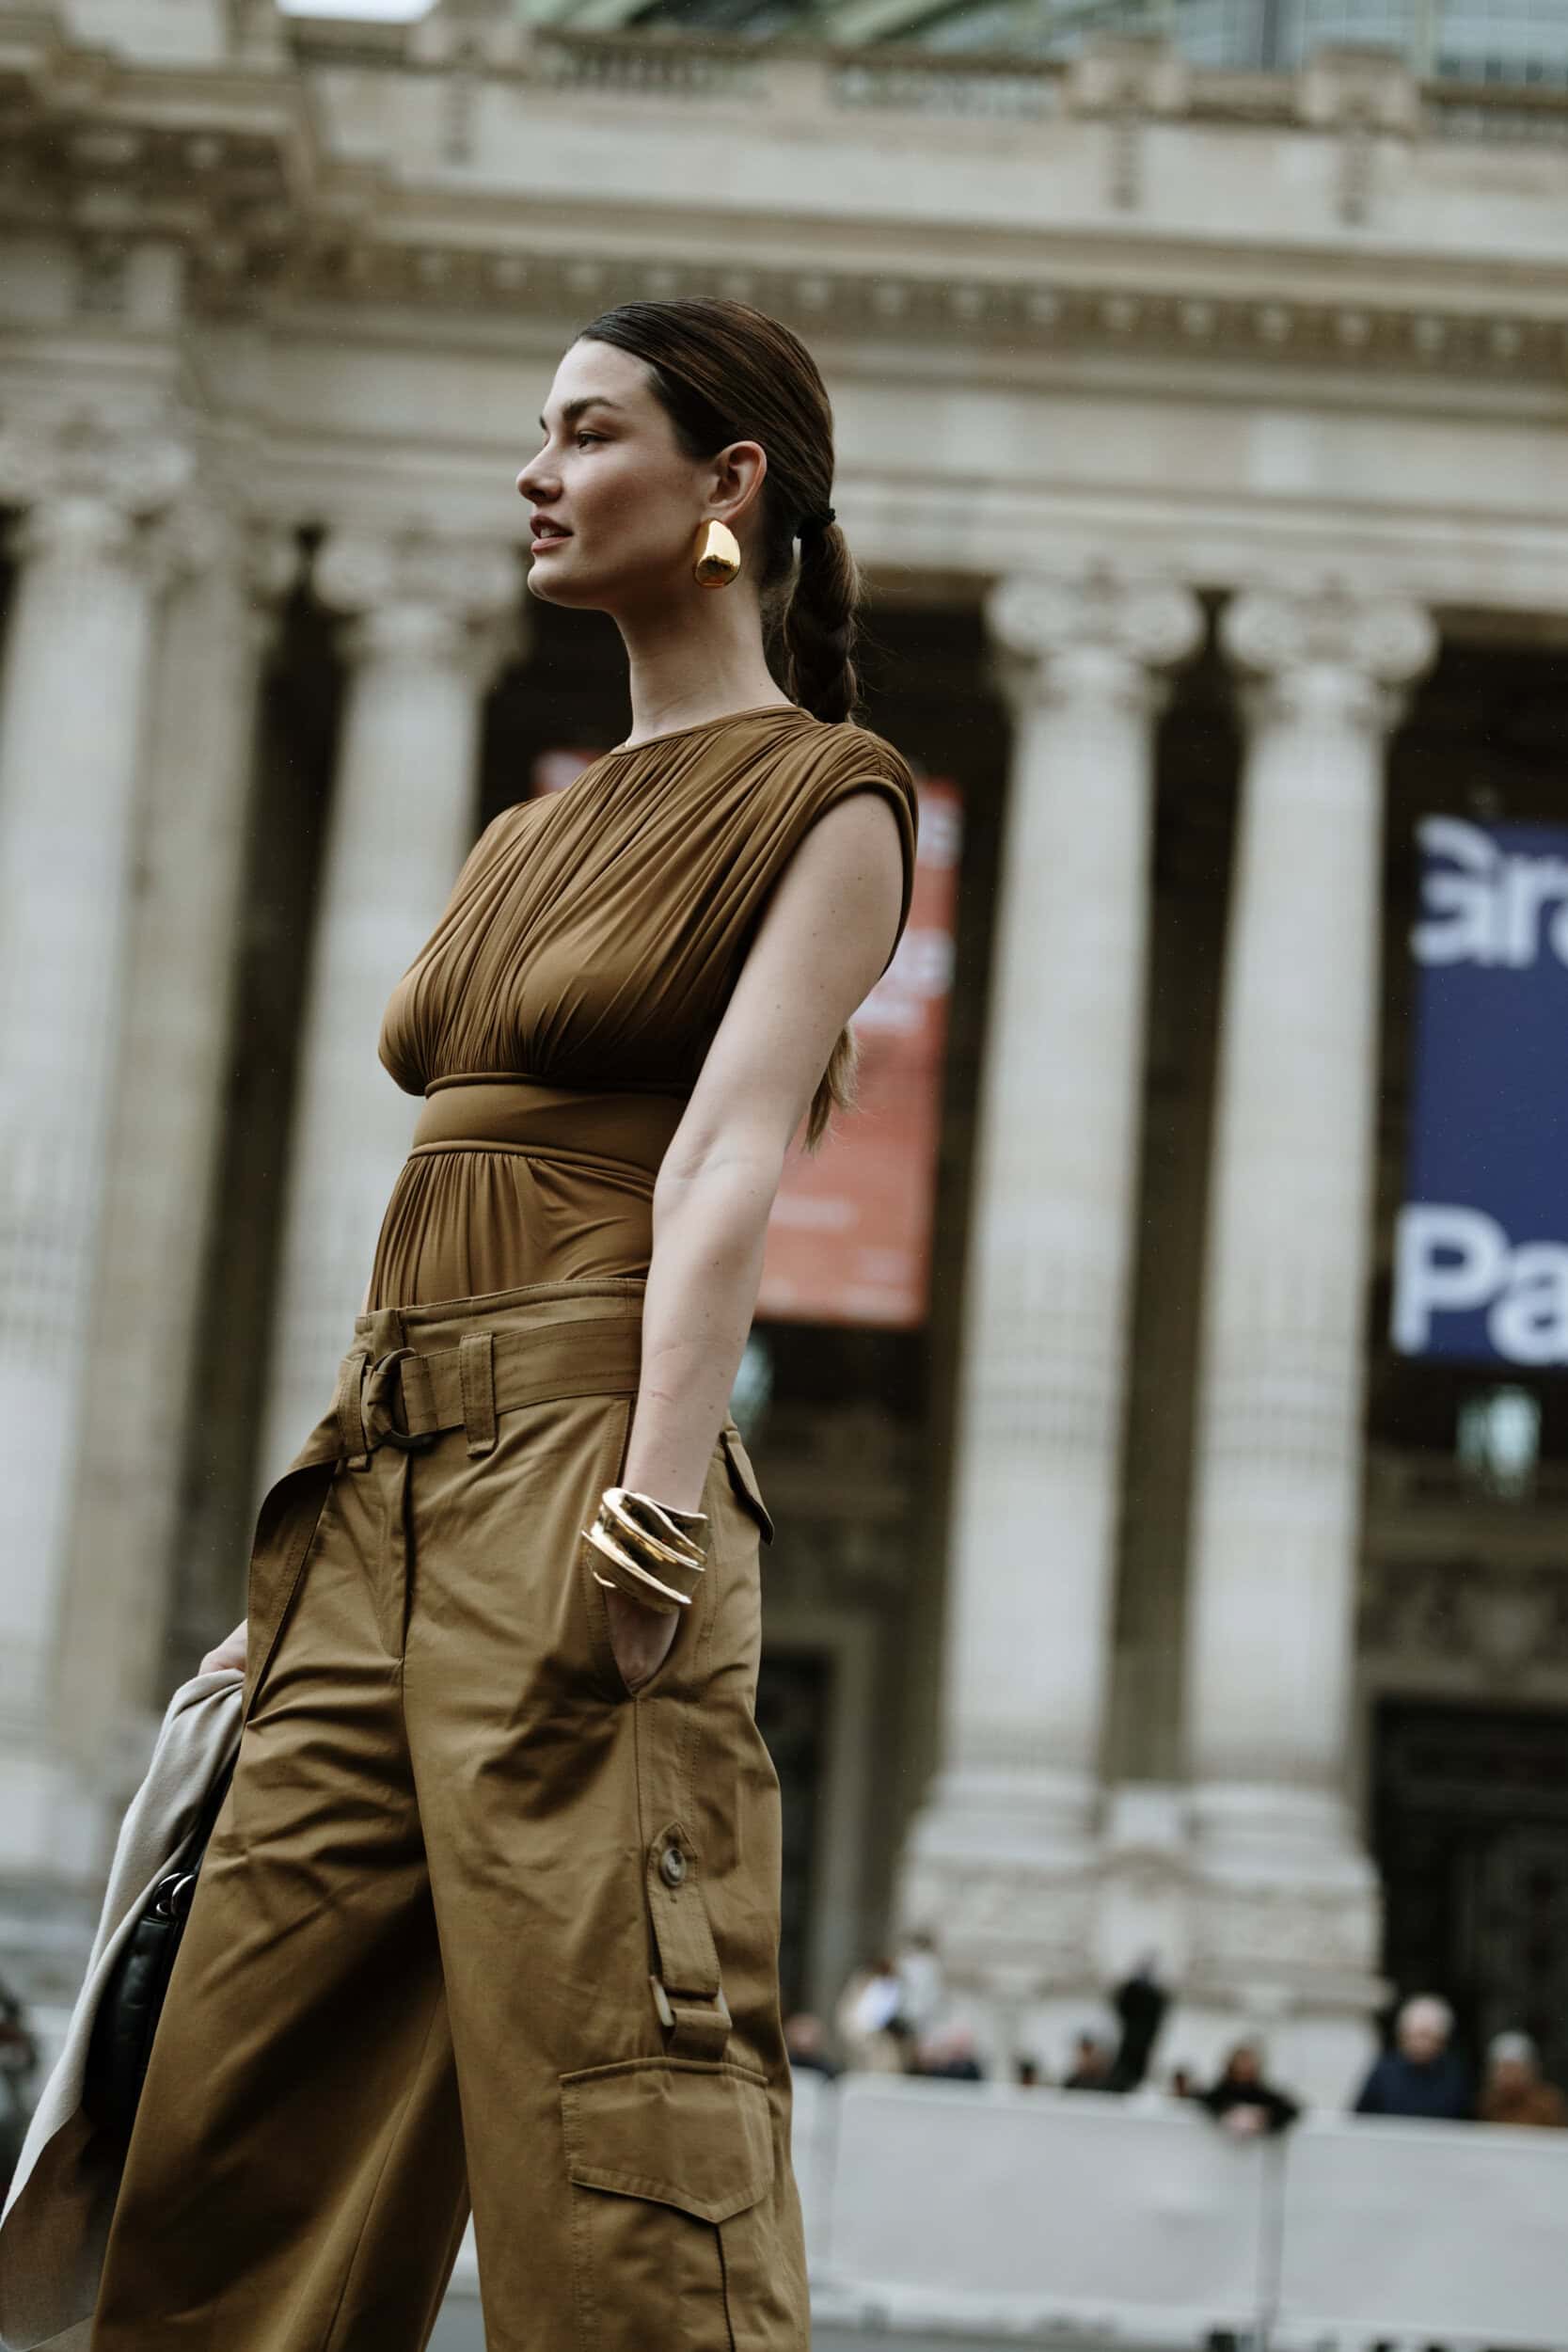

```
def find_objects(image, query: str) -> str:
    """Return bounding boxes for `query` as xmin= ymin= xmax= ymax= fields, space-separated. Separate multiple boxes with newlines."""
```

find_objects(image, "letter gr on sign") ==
xmin=1393 ymin=818 xmax=1568 ymax=1365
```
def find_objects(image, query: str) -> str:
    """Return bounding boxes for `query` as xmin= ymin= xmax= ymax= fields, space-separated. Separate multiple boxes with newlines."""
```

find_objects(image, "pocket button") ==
xmin=659 ymin=1842 xmax=688 ymax=1888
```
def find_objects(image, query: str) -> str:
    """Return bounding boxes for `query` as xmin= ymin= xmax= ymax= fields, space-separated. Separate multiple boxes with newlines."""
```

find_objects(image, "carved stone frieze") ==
xmin=280 ymin=240 xmax=1568 ymax=388
xmin=1359 ymin=1555 xmax=1568 ymax=1677
xmin=900 ymin=1855 xmax=1097 ymax=1992
xmin=1189 ymin=1877 xmax=1383 ymax=1984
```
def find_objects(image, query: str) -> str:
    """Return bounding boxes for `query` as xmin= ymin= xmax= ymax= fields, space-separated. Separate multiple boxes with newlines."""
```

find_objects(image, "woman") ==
xmin=89 ymin=299 xmax=916 ymax=2352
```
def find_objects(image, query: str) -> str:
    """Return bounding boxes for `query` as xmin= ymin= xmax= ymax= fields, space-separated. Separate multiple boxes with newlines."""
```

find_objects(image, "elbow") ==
xmin=653 ymin=1139 xmax=784 ymax=1246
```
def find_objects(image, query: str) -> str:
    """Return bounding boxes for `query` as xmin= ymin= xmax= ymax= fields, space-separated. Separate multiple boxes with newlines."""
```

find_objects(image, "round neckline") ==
xmin=603 ymin=702 xmax=810 ymax=757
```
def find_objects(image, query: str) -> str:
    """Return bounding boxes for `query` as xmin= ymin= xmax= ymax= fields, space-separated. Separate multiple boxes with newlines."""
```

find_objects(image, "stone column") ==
xmin=1183 ymin=585 xmax=1436 ymax=2019
xmin=258 ymin=529 xmax=517 ymax=1486
xmin=0 ymin=419 xmax=191 ymax=1878
xmin=56 ymin=510 xmax=296 ymax=1776
xmin=902 ymin=566 xmax=1202 ymax=1994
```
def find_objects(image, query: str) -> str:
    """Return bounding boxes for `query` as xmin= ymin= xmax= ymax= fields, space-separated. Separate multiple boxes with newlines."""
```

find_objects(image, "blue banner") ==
xmin=1393 ymin=817 xmax=1568 ymax=1366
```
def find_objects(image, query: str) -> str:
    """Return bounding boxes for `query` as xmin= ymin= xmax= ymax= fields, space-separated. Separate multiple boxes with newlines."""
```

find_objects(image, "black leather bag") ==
xmin=82 ymin=1753 xmax=236 ymax=2142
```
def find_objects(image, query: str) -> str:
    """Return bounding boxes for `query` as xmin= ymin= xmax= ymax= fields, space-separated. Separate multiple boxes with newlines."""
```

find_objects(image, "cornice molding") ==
xmin=276 ymin=243 xmax=1568 ymax=389
xmin=4 ymin=21 xmax=1568 ymax=384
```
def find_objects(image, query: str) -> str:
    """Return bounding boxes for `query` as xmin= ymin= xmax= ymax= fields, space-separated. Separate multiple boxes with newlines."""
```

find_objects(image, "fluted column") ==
xmin=1184 ymin=585 xmax=1436 ymax=1997
xmin=258 ymin=530 xmax=517 ymax=1484
xmin=902 ymin=566 xmax=1202 ymax=1991
xmin=0 ymin=420 xmax=191 ymax=1875
xmin=56 ymin=510 xmax=296 ymax=1773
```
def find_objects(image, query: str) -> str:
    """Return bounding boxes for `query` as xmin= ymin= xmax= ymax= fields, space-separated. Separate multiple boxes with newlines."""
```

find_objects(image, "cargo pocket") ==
xmin=561 ymin=2057 xmax=777 ymax=2352
xmin=721 ymin=1423 xmax=773 ymax=1545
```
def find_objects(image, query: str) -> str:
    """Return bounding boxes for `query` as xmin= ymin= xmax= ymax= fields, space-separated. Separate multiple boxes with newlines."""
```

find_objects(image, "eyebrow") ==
xmin=539 ymin=395 xmax=625 ymax=433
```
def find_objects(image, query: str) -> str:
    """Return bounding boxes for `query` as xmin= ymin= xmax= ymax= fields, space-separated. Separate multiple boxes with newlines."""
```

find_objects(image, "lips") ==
xmin=531 ymin=516 xmax=571 ymax=543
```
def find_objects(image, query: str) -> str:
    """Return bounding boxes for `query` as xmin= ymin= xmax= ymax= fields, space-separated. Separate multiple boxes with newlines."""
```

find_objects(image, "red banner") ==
xmin=757 ymin=778 xmax=961 ymax=1328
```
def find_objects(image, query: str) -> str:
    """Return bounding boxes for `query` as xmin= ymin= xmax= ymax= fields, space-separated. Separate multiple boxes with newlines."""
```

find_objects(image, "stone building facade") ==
xmin=3 ymin=0 xmax=1568 ymax=2103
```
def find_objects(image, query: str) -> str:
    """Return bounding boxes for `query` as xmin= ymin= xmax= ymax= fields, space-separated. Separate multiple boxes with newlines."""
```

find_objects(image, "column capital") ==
xmin=160 ymin=501 xmax=298 ymax=610
xmin=0 ymin=416 xmax=193 ymax=564
xmin=314 ymin=527 xmax=521 ymax=677
xmin=985 ymin=565 xmax=1203 ymax=709
xmin=1222 ymin=583 xmax=1437 ymax=715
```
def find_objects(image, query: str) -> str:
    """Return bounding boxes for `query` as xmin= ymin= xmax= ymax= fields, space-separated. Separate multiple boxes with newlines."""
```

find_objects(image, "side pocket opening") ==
xmin=720 ymin=1424 xmax=773 ymax=1545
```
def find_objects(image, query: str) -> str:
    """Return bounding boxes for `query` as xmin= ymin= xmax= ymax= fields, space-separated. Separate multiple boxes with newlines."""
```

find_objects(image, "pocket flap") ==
xmin=561 ymin=2058 xmax=774 ymax=2223
xmin=721 ymin=1426 xmax=774 ymax=1546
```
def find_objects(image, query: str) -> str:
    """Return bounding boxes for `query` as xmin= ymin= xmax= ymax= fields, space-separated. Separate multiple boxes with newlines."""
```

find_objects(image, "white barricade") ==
xmin=823 ymin=2076 xmax=1268 ymax=2338
xmin=1275 ymin=2113 xmax=1568 ymax=2349
xmin=433 ymin=2074 xmax=1568 ymax=2347
xmin=787 ymin=2063 xmax=840 ymax=2271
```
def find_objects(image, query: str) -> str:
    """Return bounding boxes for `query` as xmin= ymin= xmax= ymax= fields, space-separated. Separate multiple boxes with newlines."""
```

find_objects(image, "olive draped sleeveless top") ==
xmin=366 ymin=703 xmax=918 ymax=1310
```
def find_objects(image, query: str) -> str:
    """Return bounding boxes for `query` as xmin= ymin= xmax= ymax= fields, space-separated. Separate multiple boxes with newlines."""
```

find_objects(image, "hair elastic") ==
xmin=797 ymin=506 xmax=836 ymax=540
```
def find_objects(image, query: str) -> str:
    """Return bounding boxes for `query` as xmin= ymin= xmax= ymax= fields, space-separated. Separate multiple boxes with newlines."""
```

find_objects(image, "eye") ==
xmin=575 ymin=430 xmax=606 ymax=448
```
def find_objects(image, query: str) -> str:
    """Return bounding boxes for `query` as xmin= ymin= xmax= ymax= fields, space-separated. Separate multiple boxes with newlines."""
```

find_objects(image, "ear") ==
xmin=706 ymin=438 xmax=769 ymax=531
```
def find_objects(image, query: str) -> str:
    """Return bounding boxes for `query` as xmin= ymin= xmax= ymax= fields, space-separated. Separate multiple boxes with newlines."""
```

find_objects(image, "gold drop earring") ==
xmin=693 ymin=519 xmax=741 ymax=588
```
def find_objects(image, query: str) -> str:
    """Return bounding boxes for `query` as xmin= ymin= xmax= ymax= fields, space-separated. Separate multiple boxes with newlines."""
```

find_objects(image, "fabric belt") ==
xmin=333 ymin=1315 xmax=642 ymax=1470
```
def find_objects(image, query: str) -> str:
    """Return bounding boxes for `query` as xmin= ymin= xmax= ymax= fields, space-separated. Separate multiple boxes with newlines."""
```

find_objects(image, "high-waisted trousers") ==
xmin=89 ymin=1278 xmax=809 ymax=2352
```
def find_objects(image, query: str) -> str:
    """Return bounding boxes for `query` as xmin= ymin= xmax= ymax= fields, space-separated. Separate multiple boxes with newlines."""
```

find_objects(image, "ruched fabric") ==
xmin=367 ymin=704 xmax=918 ymax=1310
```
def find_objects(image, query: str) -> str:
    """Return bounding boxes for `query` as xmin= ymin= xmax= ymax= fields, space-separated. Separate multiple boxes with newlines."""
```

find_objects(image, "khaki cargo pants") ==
xmin=90 ymin=1278 xmax=809 ymax=2352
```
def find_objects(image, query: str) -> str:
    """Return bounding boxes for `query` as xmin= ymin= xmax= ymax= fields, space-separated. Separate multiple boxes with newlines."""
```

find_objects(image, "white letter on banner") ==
xmin=1498 ymin=853 xmax=1568 ymax=969
xmin=1392 ymin=1204 xmax=1508 ymax=1352
xmin=1489 ymin=1245 xmax=1568 ymax=1366
xmin=1411 ymin=818 xmax=1499 ymax=966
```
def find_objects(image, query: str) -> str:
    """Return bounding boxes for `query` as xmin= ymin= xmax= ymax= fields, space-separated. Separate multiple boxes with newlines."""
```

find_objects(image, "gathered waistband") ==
xmin=413 ymin=1078 xmax=688 ymax=1186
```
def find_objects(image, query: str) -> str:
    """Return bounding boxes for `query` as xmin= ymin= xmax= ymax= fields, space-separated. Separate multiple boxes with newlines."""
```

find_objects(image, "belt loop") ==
xmin=459 ymin=1331 xmax=497 ymax=1457
xmin=334 ymin=1346 xmax=372 ymax=1471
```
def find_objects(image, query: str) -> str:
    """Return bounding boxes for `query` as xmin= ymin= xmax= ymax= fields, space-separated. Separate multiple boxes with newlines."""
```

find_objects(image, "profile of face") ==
xmin=1397 ymin=1997 xmax=1451 ymax=2063
xmin=515 ymin=338 xmax=767 ymax=616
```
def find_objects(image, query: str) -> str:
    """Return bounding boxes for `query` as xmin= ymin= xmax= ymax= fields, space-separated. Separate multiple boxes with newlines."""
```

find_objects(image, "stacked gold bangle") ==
xmin=582 ymin=1487 xmax=709 ymax=1615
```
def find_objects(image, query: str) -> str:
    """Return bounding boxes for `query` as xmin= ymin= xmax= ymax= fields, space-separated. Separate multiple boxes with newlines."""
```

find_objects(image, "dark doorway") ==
xmin=1372 ymin=1699 xmax=1568 ymax=2087
xmin=754 ymin=1647 xmax=833 ymax=2016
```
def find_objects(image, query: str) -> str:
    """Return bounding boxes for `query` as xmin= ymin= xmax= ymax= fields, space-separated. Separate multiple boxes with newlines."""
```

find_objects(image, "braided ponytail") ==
xmin=578 ymin=295 xmax=874 ymax=1148
xmin=786 ymin=517 xmax=864 ymax=1146
xmin=784 ymin=519 xmax=862 ymax=726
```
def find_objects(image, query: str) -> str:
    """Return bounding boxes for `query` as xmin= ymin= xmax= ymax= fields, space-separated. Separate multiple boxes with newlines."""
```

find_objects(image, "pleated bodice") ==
xmin=366 ymin=703 xmax=917 ymax=1309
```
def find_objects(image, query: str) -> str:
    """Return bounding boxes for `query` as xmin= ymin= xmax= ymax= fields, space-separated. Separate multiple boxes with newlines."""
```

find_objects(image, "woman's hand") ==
xmin=603 ymin=1586 xmax=679 ymax=1693
xmin=199 ymin=1617 xmax=248 ymax=1676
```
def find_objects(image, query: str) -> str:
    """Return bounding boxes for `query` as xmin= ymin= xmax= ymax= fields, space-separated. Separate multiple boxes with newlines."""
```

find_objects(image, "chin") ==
xmin=525 ymin=559 xmax=602 ymax=612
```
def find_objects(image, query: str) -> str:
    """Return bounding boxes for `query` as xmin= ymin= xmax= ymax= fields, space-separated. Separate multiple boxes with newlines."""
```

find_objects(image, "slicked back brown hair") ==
xmin=578 ymin=294 xmax=865 ymax=1146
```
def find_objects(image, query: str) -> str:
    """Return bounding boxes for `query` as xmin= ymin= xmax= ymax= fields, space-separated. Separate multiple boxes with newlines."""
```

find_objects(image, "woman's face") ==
xmin=516 ymin=339 xmax=753 ymax=612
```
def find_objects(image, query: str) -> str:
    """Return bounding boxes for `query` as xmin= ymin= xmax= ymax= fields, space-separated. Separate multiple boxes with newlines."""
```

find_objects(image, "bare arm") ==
xmin=622 ymin=787 xmax=905 ymax=1515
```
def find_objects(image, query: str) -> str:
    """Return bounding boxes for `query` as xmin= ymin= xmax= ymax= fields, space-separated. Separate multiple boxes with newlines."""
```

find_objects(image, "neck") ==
xmin=613 ymin=590 xmax=793 ymax=749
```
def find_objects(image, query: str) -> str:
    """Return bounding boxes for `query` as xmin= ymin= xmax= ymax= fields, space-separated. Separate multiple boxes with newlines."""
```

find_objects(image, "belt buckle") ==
xmin=363 ymin=1347 xmax=438 ymax=1454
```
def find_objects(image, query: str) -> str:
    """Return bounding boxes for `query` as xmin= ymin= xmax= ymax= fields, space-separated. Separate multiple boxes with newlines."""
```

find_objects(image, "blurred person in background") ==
xmin=1479 ymin=2031 xmax=1566 ymax=2128
xmin=1012 ymin=2056 xmax=1042 ymax=2089
xmin=784 ymin=2012 xmax=841 ymax=2081
xmin=1354 ymin=1994 xmax=1473 ymax=2122
xmin=913 ymin=2025 xmax=985 ymax=2083
xmin=835 ymin=1955 xmax=910 ymax=2074
xmin=90 ymin=296 xmax=918 ymax=2352
xmin=894 ymin=1928 xmax=946 ymax=2042
xmin=1197 ymin=2042 xmax=1301 ymax=2138
xmin=1105 ymin=1957 xmax=1170 ymax=2093
xmin=1064 ymin=2031 xmax=1117 ymax=2091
